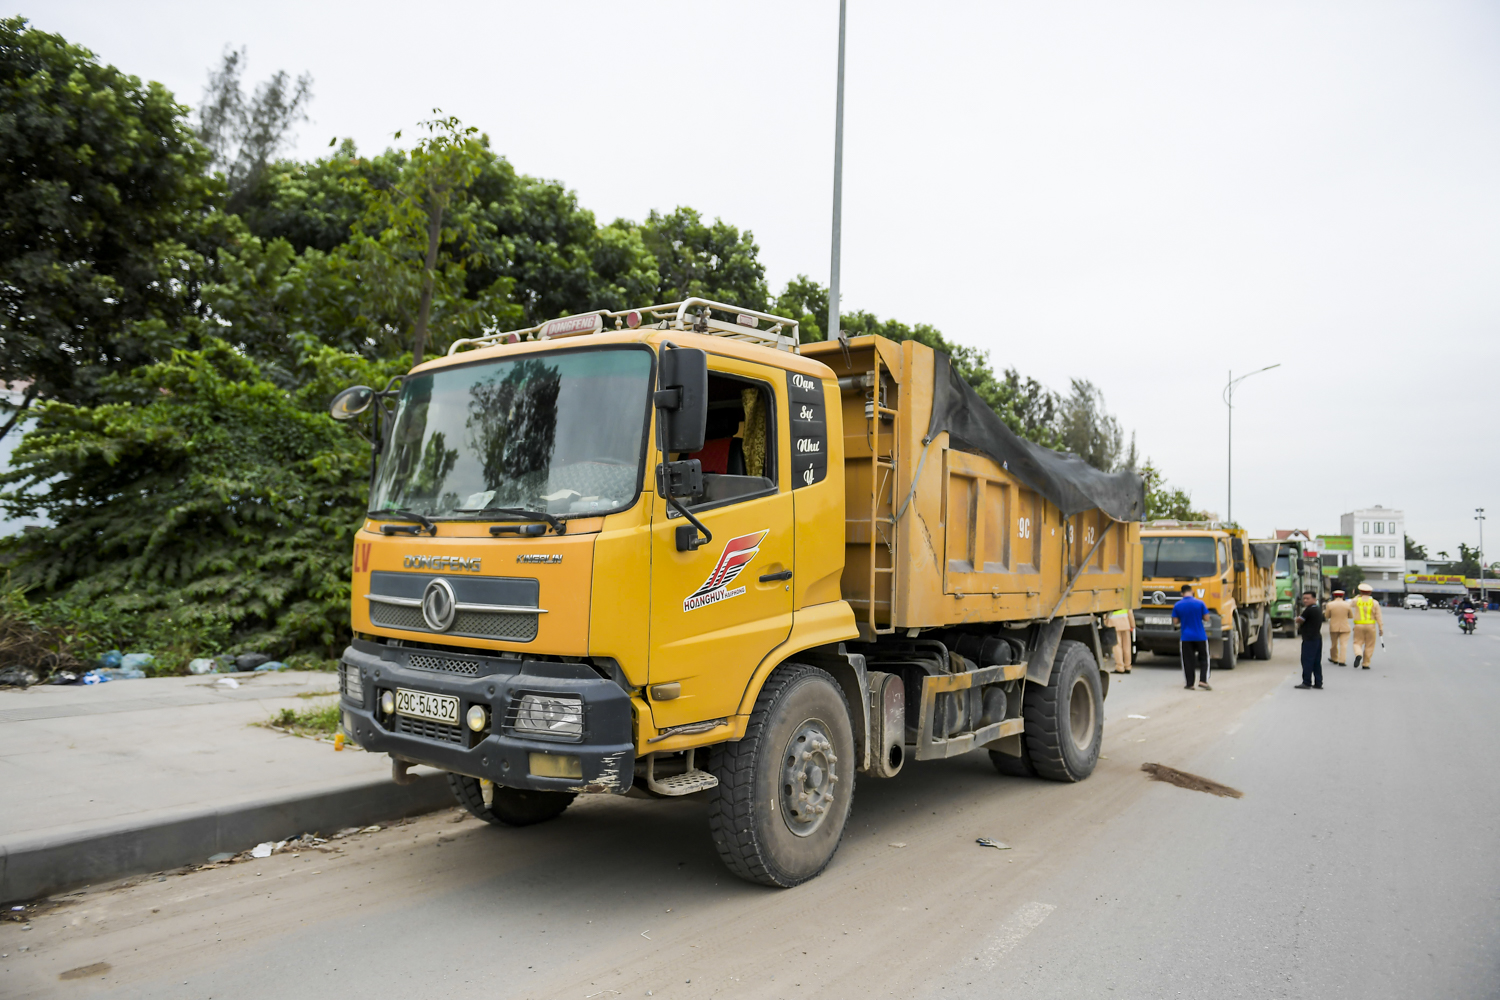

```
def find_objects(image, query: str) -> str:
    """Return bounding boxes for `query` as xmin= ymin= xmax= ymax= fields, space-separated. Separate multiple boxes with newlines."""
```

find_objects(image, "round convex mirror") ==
xmin=328 ymin=385 xmax=375 ymax=421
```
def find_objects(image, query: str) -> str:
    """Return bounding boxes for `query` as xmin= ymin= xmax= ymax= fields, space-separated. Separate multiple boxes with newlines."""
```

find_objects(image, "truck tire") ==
xmin=988 ymin=734 xmax=1038 ymax=778
xmin=707 ymin=664 xmax=856 ymax=888
xmin=1217 ymin=620 xmax=1238 ymax=671
xmin=448 ymin=773 xmax=575 ymax=826
xmin=1019 ymin=640 xmax=1103 ymax=782
xmin=1252 ymin=609 xmax=1273 ymax=660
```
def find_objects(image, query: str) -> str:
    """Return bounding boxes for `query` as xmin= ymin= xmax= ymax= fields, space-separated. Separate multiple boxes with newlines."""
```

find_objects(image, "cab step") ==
xmin=645 ymin=749 xmax=719 ymax=796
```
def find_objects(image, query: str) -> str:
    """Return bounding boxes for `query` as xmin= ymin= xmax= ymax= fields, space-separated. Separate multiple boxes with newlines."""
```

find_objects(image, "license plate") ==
xmin=1144 ymin=615 xmax=1173 ymax=626
xmin=395 ymin=688 xmax=459 ymax=724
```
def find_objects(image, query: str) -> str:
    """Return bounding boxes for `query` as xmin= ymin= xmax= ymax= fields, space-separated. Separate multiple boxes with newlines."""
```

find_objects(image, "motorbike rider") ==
xmin=1455 ymin=595 xmax=1476 ymax=616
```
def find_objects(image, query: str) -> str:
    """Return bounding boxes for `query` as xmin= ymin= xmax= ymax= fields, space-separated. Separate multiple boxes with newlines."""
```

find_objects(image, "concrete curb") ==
xmin=0 ymin=772 xmax=452 ymax=904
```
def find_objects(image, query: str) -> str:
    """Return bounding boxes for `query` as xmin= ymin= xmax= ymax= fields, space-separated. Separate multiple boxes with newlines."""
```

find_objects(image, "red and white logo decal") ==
xmin=684 ymin=530 xmax=767 ymax=612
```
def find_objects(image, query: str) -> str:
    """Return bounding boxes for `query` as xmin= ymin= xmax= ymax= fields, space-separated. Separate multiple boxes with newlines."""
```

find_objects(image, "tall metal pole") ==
xmin=1222 ymin=363 xmax=1280 ymax=527
xmin=1478 ymin=508 xmax=1487 ymax=607
xmin=828 ymin=0 xmax=847 ymax=348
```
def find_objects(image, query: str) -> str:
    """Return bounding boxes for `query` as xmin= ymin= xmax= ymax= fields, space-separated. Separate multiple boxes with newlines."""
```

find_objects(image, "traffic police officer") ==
xmin=1351 ymin=582 xmax=1383 ymax=669
xmin=1325 ymin=589 xmax=1354 ymax=666
xmin=1108 ymin=608 xmax=1134 ymax=673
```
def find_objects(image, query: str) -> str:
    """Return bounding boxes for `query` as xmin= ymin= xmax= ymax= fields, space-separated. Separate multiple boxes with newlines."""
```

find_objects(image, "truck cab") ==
xmin=1133 ymin=521 xmax=1273 ymax=668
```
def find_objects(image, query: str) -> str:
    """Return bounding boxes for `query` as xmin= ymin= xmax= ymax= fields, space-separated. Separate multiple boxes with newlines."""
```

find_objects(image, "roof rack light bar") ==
xmin=447 ymin=298 xmax=801 ymax=356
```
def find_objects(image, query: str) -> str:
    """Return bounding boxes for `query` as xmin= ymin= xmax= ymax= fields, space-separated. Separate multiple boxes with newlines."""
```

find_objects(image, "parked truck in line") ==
xmin=1263 ymin=539 xmax=1324 ymax=637
xmin=329 ymin=299 xmax=1145 ymax=887
xmin=1133 ymin=522 xmax=1275 ymax=669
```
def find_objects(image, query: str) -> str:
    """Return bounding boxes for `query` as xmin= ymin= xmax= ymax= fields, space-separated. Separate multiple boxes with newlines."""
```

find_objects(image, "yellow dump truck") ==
xmin=1133 ymin=521 xmax=1276 ymax=669
xmin=329 ymin=299 xmax=1144 ymax=887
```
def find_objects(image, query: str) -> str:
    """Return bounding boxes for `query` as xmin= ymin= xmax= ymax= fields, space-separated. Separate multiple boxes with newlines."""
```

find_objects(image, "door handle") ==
xmin=759 ymin=570 xmax=793 ymax=583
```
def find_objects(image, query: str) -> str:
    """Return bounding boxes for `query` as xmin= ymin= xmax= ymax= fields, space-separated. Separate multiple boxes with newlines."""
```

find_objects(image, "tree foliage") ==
xmin=1140 ymin=460 xmax=1209 ymax=521
xmin=1404 ymin=534 xmax=1427 ymax=560
xmin=196 ymin=46 xmax=311 ymax=214
xmin=0 ymin=18 xmax=221 ymax=436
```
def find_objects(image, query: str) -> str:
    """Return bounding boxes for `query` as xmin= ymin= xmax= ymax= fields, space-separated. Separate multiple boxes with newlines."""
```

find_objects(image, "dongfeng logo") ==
xmin=422 ymin=578 xmax=458 ymax=631
xmin=684 ymin=531 xmax=767 ymax=612
xmin=1151 ymin=590 xmax=1167 ymax=605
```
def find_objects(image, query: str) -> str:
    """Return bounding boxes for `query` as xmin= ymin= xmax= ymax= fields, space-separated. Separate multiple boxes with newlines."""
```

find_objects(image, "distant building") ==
xmin=1314 ymin=535 xmax=1352 ymax=579
xmin=1341 ymin=506 xmax=1406 ymax=602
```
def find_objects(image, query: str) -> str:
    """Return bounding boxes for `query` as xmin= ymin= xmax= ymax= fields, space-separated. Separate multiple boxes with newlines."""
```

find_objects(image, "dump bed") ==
xmin=802 ymin=336 xmax=1143 ymax=635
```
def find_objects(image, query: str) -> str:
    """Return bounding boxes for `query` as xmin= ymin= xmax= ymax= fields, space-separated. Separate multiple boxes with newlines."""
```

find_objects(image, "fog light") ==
xmin=528 ymin=752 xmax=582 ymax=779
xmin=466 ymin=704 xmax=489 ymax=732
xmin=512 ymin=694 xmax=583 ymax=739
xmin=380 ymin=690 xmax=395 ymax=714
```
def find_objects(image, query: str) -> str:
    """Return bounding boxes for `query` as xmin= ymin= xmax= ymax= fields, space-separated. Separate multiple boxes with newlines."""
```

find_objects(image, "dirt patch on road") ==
xmin=1141 ymin=762 xmax=1244 ymax=798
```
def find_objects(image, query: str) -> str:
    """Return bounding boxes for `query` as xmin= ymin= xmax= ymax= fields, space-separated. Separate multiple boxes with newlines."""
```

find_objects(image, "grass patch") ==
xmin=266 ymin=699 xmax=341 ymax=738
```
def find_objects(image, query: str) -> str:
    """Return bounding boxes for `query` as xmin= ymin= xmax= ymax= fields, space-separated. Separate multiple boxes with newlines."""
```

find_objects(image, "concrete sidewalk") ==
xmin=0 ymin=671 xmax=448 ymax=902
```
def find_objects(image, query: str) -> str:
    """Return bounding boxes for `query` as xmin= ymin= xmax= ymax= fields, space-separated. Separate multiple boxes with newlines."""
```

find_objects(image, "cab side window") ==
xmin=677 ymin=373 xmax=776 ymax=508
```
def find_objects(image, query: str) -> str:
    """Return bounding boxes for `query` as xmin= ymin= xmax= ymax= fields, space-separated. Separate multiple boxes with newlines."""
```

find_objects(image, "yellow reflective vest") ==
xmin=1353 ymin=596 xmax=1380 ymax=625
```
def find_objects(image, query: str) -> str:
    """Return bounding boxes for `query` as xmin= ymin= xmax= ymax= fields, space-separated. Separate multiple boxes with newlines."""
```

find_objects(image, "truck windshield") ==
xmin=1141 ymin=536 xmax=1218 ymax=579
xmin=370 ymin=347 xmax=652 ymax=520
xmin=1275 ymin=553 xmax=1291 ymax=578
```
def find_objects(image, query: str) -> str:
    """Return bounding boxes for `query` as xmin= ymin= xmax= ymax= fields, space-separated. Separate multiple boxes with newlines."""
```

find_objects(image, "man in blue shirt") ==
xmin=1173 ymin=584 xmax=1212 ymax=691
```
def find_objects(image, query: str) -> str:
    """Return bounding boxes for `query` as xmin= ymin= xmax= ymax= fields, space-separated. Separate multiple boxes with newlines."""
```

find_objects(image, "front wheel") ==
xmin=707 ymin=664 xmax=856 ymax=888
xmin=449 ymin=774 xmax=575 ymax=826
xmin=1251 ymin=609 xmax=1273 ymax=660
xmin=1217 ymin=620 xmax=1239 ymax=671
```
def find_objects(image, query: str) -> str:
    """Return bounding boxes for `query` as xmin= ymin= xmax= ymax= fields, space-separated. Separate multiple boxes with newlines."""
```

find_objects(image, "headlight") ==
xmin=380 ymin=690 xmax=395 ymax=715
xmin=512 ymin=694 xmax=583 ymax=739
xmin=466 ymin=704 xmax=489 ymax=732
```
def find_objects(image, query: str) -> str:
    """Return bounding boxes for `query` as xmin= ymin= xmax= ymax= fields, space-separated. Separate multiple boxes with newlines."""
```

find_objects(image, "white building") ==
xmin=1341 ymin=506 xmax=1406 ymax=601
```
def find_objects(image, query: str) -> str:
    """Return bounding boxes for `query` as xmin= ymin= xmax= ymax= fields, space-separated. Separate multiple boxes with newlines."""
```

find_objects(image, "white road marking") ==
xmin=977 ymin=901 xmax=1056 ymax=969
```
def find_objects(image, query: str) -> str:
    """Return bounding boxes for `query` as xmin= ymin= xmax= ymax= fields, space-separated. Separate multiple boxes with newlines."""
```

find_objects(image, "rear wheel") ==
xmin=448 ymin=774 xmax=575 ymax=826
xmin=707 ymin=664 xmax=856 ymax=888
xmin=1018 ymin=640 xmax=1103 ymax=782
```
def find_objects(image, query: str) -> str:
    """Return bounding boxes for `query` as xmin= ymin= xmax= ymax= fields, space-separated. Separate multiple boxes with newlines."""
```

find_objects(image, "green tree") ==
xmin=1141 ymin=460 xmax=1208 ymax=521
xmin=1336 ymin=564 xmax=1366 ymax=593
xmin=1404 ymin=534 xmax=1428 ymax=560
xmin=0 ymin=341 xmax=402 ymax=658
xmin=196 ymin=47 xmax=312 ymax=214
xmin=0 ymin=18 xmax=222 ymax=436
xmin=639 ymin=207 xmax=769 ymax=308
xmin=1057 ymin=380 xmax=1133 ymax=472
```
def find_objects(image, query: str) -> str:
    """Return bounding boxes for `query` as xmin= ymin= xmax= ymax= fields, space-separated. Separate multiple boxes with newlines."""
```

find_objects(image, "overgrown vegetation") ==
xmin=266 ymin=698 xmax=341 ymax=737
xmin=0 ymin=19 xmax=1151 ymax=676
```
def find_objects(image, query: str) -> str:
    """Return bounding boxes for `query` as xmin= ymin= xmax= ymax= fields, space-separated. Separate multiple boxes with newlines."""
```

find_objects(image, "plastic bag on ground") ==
xmin=47 ymin=670 xmax=81 ymax=685
xmin=0 ymin=667 xmax=39 ymax=688
xmin=82 ymin=670 xmax=111 ymax=685
xmin=98 ymin=650 xmax=123 ymax=669
xmin=253 ymin=660 xmax=289 ymax=672
xmin=235 ymin=652 xmax=271 ymax=672
xmin=215 ymin=653 xmax=236 ymax=672
xmin=103 ymin=667 xmax=145 ymax=680
xmin=187 ymin=658 xmax=217 ymax=675
xmin=120 ymin=652 xmax=154 ymax=672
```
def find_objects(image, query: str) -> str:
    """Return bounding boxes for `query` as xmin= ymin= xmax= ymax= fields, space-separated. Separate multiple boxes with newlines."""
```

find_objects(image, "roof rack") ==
xmin=447 ymin=297 xmax=800 ymax=356
xmin=1143 ymin=519 xmax=1228 ymax=530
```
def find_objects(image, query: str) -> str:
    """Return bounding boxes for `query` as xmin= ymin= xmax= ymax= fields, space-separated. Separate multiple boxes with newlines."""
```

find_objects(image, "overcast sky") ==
xmin=31 ymin=1 xmax=1500 ymax=556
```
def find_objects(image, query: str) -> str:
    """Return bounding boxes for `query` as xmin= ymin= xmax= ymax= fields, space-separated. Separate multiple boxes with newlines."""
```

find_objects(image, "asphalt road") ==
xmin=3 ymin=608 xmax=1497 ymax=999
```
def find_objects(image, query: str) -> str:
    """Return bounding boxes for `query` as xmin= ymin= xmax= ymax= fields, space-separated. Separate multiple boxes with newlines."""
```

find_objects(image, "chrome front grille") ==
xmin=340 ymin=663 xmax=363 ymax=706
xmin=395 ymin=715 xmax=465 ymax=745
xmin=407 ymin=653 xmax=480 ymax=677
xmin=368 ymin=601 xmax=539 ymax=641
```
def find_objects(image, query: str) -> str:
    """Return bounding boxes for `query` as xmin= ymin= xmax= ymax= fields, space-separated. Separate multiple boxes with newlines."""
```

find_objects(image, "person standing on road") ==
xmin=1351 ymin=582 xmax=1383 ymax=669
xmin=1109 ymin=608 xmax=1134 ymax=673
xmin=1294 ymin=591 xmax=1324 ymax=689
xmin=1325 ymin=589 xmax=1353 ymax=666
xmin=1173 ymin=584 xmax=1212 ymax=691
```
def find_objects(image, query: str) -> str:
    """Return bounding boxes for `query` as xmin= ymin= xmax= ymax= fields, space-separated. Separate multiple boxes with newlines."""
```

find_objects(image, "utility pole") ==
xmin=828 ymin=0 xmax=847 ymax=349
xmin=1478 ymin=508 xmax=1487 ymax=607
xmin=1223 ymin=364 xmax=1280 ymax=527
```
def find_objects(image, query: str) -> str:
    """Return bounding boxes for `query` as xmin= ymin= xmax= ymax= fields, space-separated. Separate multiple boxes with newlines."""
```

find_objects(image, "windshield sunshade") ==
xmin=371 ymin=348 xmax=652 ymax=519
xmin=1141 ymin=536 xmax=1218 ymax=579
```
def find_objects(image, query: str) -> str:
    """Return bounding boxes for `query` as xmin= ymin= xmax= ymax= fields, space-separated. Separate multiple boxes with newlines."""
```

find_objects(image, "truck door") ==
xmin=648 ymin=360 xmax=793 ymax=730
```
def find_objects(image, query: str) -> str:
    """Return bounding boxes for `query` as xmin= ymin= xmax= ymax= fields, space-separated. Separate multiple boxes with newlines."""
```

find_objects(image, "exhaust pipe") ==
xmin=866 ymin=671 xmax=906 ymax=778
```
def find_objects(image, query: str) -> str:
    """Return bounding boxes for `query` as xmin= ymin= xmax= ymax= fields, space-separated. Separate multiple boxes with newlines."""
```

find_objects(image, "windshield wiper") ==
xmin=368 ymin=508 xmax=437 ymax=536
xmin=481 ymin=507 xmax=566 ymax=535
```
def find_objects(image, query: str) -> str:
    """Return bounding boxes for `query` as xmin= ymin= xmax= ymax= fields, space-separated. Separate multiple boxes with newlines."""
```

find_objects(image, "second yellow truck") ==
xmin=330 ymin=299 xmax=1145 ymax=886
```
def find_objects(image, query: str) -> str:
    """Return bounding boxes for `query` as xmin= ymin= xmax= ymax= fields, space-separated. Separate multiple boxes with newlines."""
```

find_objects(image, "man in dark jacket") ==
xmin=1294 ymin=591 xmax=1324 ymax=689
xmin=1173 ymin=584 xmax=1212 ymax=690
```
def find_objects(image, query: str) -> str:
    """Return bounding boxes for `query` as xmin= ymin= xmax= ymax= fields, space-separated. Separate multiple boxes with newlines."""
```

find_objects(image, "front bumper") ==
xmin=1133 ymin=610 xmax=1225 ymax=653
xmin=339 ymin=639 xmax=635 ymax=794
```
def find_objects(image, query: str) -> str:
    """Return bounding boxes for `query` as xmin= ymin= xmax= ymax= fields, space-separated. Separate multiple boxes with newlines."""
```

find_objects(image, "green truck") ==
xmin=1263 ymin=539 xmax=1324 ymax=637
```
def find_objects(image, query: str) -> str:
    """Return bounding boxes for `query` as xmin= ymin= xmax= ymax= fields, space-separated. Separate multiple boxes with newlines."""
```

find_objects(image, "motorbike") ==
xmin=1459 ymin=609 xmax=1478 ymax=635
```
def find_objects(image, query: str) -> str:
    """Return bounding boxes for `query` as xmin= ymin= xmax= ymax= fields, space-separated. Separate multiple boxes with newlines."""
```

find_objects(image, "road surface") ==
xmin=3 ymin=608 xmax=1496 ymax=999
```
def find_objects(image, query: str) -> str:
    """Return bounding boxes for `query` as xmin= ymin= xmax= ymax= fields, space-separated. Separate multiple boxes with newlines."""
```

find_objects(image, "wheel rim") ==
xmin=1068 ymin=677 xmax=1096 ymax=753
xmin=780 ymin=720 xmax=839 ymax=837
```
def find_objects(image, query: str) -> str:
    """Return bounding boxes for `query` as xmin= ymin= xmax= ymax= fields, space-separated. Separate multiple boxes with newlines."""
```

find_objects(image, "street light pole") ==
xmin=1477 ymin=508 xmax=1486 ymax=607
xmin=1223 ymin=364 xmax=1281 ymax=527
xmin=828 ymin=0 xmax=847 ymax=350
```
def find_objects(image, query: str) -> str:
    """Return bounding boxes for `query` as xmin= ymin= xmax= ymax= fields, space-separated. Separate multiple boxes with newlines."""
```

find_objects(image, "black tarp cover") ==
xmin=925 ymin=353 xmax=1145 ymax=522
xmin=1249 ymin=542 xmax=1278 ymax=569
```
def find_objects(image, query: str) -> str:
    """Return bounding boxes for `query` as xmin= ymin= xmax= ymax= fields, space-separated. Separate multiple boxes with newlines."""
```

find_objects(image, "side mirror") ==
xmin=654 ymin=347 xmax=707 ymax=454
xmin=329 ymin=385 xmax=375 ymax=421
